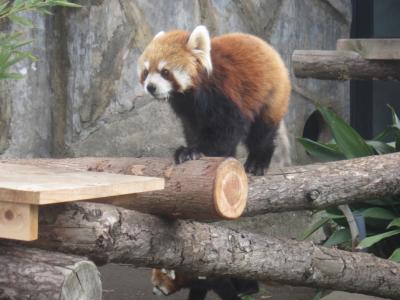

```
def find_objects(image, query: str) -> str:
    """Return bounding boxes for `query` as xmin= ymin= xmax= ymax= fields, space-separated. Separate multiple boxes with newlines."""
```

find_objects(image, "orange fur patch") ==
xmin=208 ymin=33 xmax=291 ymax=123
xmin=139 ymin=31 xmax=291 ymax=124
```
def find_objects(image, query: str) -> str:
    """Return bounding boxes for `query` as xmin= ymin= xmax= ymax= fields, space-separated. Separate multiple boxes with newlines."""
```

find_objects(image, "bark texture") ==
xmin=3 ymin=153 xmax=400 ymax=216
xmin=292 ymin=50 xmax=400 ymax=81
xmin=0 ymin=246 xmax=101 ymax=300
xmin=0 ymin=157 xmax=247 ymax=220
xmin=245 ymin=152 xmax=400 ymax=215
xmin=3 ymin=202 xmax=398 ymax=299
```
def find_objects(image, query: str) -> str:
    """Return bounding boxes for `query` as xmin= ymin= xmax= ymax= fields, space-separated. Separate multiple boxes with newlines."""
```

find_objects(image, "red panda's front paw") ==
xmin=174 ymin=146 xmax=202 ymax=164
xmin=244 ymin=159 xmax=265 ymax=176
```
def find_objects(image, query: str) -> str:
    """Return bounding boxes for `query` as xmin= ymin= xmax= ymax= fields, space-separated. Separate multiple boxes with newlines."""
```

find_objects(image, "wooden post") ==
xmin=0 ymin=246 xmax=101 ymax=300
xmin=0 ymin=202 xmax=38 ymax=240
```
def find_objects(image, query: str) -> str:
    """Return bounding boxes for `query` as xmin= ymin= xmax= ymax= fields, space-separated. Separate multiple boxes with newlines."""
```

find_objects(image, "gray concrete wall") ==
xmin=0 ymin=0 xmax=351 ymax=299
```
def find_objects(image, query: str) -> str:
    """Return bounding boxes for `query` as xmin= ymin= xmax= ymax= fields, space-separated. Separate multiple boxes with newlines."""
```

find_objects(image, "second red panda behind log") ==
xmin=151 ymin=269 xmax=259 ymax=300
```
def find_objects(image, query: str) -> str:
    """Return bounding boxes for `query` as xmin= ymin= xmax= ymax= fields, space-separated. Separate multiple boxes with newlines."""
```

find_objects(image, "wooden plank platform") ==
xmin=0 ymin=163 xmax=164 ymax=241
xmin=337 ymin=38 xmax=400 ymax=60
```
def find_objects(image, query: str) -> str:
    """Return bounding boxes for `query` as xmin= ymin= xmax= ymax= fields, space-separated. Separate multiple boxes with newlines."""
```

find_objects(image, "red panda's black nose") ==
xmin=147 ymin=84 xmax=156 ymax=95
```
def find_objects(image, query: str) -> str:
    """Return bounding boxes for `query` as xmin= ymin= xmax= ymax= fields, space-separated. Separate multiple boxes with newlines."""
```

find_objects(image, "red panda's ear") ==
xmin=153 ymin=31 xmax=165 ymax=40
xmin=187 ymin=25 xmax=212 ymax=74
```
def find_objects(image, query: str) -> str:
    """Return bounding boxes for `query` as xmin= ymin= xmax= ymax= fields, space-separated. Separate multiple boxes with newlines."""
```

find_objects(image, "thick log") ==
xmin=245 ymin=152 xmax=400 ymax=215
xmin=292 ymin=50 xmax=400 ymax=81
xmin=337 ymin=38 xmax=400 ymax=60
xmin=4 ymin=202 xmax=399 ymax=299
xmin=0 ymin=246 xmax=101 ymax=300
xmin=0 ymin=157 xmax=247 ymax=220
xmin=3 ymin=153 xmax=400 ymax=216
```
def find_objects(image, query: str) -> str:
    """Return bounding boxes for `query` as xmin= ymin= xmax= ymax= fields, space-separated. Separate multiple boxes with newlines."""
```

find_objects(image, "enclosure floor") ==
xmin=100 ymin=264 xmax=316 ymax=300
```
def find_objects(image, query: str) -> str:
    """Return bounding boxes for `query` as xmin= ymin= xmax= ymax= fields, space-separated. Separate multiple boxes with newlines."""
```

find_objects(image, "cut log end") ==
xmin=213 ymin=158 xmax=248 ymax=219
xmin=0 ymin=246 xmax=102 ymax=300
xmin=61 ymin=261 xmax=102 ymax=300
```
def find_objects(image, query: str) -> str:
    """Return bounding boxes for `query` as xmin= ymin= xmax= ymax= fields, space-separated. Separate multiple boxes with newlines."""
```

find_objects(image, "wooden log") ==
xmin=0 ymin=157 xmax=247 ymax=220
xmin=245 ymin=152 xmax=400 ymax=215
xmin=0 ymin=246 xmax=101 ymax=300
xmin=292 ymin=50 xmax=400 ymax=81
xmin=337 ymin=38 xmax=400 ymax=60
xmin=3 ymin=153 xmax=400 ymax=216
xmin=5 ymin=202 xmax=399 ymax=299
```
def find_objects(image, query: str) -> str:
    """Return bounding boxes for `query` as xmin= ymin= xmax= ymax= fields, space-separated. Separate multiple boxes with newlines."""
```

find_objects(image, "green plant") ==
xmin=0 ymin=0 xmax=80 ymax=80
xmin=299 ymin=105 xmax=400 ymax=262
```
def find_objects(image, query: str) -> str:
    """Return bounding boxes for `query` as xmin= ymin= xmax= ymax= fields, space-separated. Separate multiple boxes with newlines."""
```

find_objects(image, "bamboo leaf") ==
xmin=387 ymin=218 xmax=400 ymax=229
xmin=362 ymin=207 xmax=397 ymax=220
xmin=50 ymin=1 xmax=82 ymax=8
xmin=318 ymin=107 xmax=374 ymax=158
xmin=300 ymin=217 xmax=330 ymax=240
xmin=357 ymin=229 xmax=400 ymax=249
xmin=323 ymin=228 xmax=351 ymax=247
xmin=8 ymin=14 xmax=33 ymax=27
xmin=389 ymin=248 xmax=400 ymax=263
xmin=298 ymin=138 xmax=345 ymax=161
xmin=366 ymin=140 xmax=395 ymax=154
xmin=387 ymin=104 xmax=400 ymax=128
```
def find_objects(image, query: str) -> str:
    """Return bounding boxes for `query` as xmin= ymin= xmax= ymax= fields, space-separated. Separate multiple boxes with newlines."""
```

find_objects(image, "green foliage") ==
xmin=389 ymin=248 xmax=400 ymax=262
xmin=299 ymin=105 xmax=400 ymax=262
xmin=0 ymin=0 xmax=80 ymax=80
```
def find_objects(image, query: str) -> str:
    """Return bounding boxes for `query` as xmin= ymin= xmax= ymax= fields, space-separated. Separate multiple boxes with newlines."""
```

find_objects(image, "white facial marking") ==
xmin=166 ymin=269 xmax=176 ymax=280
xmin=172 ymin=69 xmax=192 ymax=91
xmin=158 ymin=60 xmax=167 ymax=71
xmin=144 ymin=72 xmax=172 ymax=99
xmin=137 ymin=60 xmax=149 ymax=77
xmin=153 ymin=287 xmax=164 ymax=296
xmin=160 ymin=286 xmax=171 ymax=295
xmin=154 ymin=31 xmax=165 ymax=40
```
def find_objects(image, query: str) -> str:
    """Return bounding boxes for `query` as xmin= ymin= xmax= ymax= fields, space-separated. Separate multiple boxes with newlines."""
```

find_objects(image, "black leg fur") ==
xmin=245 ymin=117 xmax=278 ymax=176
xmin=169 ymin=91 xmax=261 ymax=299
xmin=186 ymin=278 xmax=242 ymax=300
xmin=188 ymin=287 xmax=208 ymax=300
xmin=169 ymin=89 xmax=249 ymax=164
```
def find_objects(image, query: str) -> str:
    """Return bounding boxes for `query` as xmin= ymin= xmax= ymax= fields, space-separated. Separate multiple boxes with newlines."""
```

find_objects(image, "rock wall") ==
xmin=1 ymin=0 xmax=351 ymax=164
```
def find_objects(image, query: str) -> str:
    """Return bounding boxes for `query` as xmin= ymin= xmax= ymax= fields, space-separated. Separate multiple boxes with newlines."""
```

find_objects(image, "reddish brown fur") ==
xmin=151 ymin=269 xmax=193 ymax=294
xmin=207 ymin=33 xmax=290 ymax=123
xmin=138 ymin=31 xmax=291 ymax=124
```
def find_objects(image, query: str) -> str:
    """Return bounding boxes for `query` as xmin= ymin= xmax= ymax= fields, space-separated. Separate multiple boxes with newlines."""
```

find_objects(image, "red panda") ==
xmin=137 ymin=25 xmax=291 ymax=176
xmin=151 ymin=269 xmax=259 ymax=300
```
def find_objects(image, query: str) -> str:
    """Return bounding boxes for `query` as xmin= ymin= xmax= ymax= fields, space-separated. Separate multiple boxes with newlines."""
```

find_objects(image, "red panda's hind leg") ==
xmin=244 ymin=117 xmax=279 ymax=176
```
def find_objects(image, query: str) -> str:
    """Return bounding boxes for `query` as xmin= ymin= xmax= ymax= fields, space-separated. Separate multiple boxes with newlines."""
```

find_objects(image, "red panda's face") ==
xmin=151 ymin=268 xmax=193 ymax=296
xmin=137 ymin=26 xmax=212 ymax=100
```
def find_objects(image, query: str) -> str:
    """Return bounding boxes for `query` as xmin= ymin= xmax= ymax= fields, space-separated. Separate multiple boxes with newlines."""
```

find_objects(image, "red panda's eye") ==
xmin=143 ymin=69 xmax=149 ymax=78
xmin=161 ymin=68 xmax=169 ymax=78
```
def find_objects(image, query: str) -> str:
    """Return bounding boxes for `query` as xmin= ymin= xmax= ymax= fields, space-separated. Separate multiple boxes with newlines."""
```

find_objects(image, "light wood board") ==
xmin=0 ymin=163 xmax=164 ymax=241
xmin=0 ymin=163 xmax=164 ymax=205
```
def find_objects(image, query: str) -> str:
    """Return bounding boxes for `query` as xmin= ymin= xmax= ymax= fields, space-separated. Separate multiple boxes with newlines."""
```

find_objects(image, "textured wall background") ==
xmin=0 ymin=0 xmax=351 ymax=162
xmin=0 ymin=0 xmax=351 ymax=299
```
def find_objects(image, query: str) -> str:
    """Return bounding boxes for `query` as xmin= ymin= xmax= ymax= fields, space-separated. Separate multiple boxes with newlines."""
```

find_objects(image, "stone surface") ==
xmin=0 ymin=0 xmax=351 ymax=165
xmin=321 ymin=291 xmax=388 ymax=300
xmin=0 ymin=0 xmax=351 ymax=299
